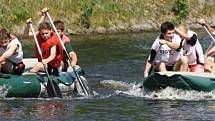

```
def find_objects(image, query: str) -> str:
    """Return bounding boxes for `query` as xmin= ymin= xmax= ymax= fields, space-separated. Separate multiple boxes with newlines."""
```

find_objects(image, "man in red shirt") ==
xmin=24 ymin=20 xmax=64 ymax=76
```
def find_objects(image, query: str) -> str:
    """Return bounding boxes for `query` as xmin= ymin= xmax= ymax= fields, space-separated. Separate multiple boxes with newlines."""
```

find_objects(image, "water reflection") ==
xmin=0 ymin=100 xmax=28 ymax=120
xmin=32 ymin=101 xmax=66 ymax=119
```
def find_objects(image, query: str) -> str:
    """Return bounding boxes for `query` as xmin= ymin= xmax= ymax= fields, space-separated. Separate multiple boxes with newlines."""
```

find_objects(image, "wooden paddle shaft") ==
xmin=45 ymin=12 xmax=90 ymax=96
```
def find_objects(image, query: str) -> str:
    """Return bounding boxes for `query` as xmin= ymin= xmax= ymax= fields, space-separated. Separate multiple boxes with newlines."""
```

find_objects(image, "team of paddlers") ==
xmin=144 ymin=19 xmax=215 ymax=79
xmin=0 ymin=7 xmax=215 ymax=79
xmin=0 ymin=7 xmax=77 ymax=76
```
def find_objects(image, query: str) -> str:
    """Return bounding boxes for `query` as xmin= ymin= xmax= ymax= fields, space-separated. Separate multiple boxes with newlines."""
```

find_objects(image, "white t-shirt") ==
xmin=0 ymin=38 xmax=23 ymax=64
xmin=151 ymin=34 xmax=181 ymax=66
xmin=182 ymin=30 xmax=204 ymax=65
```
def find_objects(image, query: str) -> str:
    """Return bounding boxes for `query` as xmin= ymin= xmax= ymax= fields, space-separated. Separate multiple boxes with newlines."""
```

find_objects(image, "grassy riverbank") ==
xmin=1 ymin=0 xmax=215 ymax=34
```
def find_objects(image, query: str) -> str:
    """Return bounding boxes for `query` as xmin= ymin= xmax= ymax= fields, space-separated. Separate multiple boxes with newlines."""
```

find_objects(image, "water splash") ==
xmin=115 ymin=82 xmax=143 ymax=97
xmin=119 ymin=83 xmax=215 ymax=101
xmin=100 ymin=80 xmax=131 ymax=89
xmin=143 ymin=87 xmax=215 ymax=100
xmin=0 ymin=85 xmax=10 ymax=98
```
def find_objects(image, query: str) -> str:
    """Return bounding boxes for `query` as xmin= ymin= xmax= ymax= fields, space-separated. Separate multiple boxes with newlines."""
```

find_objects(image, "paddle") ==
xmin=45 ymin=12 xmax=91 ymax=96
xmin=29 ymin=23 xmax=62 ymax=98
xmin=203 ymin=25 xmax=215 ymax=56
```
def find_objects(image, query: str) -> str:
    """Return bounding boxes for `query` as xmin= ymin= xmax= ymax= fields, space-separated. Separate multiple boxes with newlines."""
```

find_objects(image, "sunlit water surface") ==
xmin=1 ymin=30 xmax=215 ymax=120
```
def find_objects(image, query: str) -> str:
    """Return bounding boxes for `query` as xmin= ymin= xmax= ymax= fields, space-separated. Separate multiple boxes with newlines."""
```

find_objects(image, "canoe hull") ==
xmin=0 ymin=75 xmax=42 ymax=98
xmin=143 ymin=72 xmax=215 ymax=92
xmin=0 ymin=58 xmax=87 ymax=98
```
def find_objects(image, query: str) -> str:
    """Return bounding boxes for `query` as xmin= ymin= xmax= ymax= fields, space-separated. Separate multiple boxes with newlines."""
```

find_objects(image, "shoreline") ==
xmin=66 ymin=24 xmax=204 ymax=36
xmin=65 ymin=16 xmax=215 ymax=35
xmin=6 ymin=1 xmax=215 ymax=35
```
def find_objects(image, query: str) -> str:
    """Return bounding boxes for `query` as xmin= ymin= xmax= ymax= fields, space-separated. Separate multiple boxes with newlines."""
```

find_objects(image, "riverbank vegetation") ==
xmin=0 ymin=0 xmax=215 ymax=34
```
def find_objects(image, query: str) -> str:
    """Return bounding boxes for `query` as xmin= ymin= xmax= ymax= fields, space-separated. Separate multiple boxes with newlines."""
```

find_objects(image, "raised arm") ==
xmin=37 ymin=7 xmax=49 ymax=26
xmin=23 ymin=18 xmax=33 ymax=38
xmin=198 ymin=19 xmax=215 ymax=35
xmin=175 ymin=28 xmax=190 ymax=40
xmin=175 ymin=27 xmax=197 ymax=46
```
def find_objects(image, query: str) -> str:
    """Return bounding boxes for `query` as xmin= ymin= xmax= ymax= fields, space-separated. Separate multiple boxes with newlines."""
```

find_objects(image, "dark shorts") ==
xmin=154 ymin=65 xmax=174 ymax=72
xmin=13 ymin=62 xmax=25 ymax=75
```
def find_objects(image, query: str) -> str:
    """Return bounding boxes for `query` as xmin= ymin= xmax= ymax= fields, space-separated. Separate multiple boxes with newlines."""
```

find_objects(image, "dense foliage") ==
xmin=0 ymin=0 xmax=214 ymax=33
xmin=172 ymin=0 xmax=189 ymax=25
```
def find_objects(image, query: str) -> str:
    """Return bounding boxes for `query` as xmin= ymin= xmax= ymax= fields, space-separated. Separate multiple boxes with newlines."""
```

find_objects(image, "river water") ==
xmin=1 ymin=30 xmax=215 ymax=121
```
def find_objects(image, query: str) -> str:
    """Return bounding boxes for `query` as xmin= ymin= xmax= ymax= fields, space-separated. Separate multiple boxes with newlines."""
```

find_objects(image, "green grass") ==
xmin=0 ymin=0 xmax=214 ymax=34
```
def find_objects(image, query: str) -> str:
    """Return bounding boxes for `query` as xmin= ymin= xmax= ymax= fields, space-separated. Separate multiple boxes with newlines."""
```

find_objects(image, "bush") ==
xmin=172 ymin=0 xmax=189 ymax=25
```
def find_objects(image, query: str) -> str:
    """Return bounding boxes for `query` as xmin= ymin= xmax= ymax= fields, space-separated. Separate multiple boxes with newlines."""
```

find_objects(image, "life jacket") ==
xmin=35 ymin=32 xmax=63 ymax=69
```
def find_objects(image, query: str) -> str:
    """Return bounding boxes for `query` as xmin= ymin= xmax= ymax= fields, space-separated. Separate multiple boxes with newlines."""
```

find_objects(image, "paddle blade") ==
xmin=47 ymin=80 xmax=62 ymax=98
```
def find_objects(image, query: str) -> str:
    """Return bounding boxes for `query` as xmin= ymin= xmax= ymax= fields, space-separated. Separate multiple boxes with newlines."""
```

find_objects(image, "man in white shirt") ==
xmin=0 ymin=28 xmax=25 ymax=75
xmin=174 ymin=25 xmax=204 ymax=72
xmin=143 ymin=22 xmax=181 ymax=78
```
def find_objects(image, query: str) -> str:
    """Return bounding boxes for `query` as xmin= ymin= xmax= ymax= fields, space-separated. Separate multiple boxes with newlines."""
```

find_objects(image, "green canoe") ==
xmin=143 ymin=71 xmax=215 ymax=92
xmin=0 ymin=58 xmax=87 ymax=98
